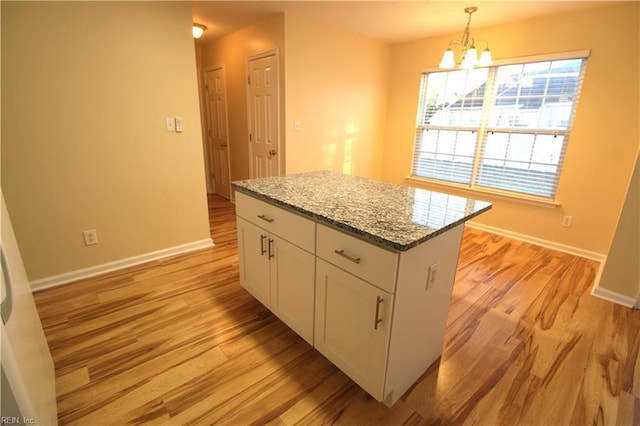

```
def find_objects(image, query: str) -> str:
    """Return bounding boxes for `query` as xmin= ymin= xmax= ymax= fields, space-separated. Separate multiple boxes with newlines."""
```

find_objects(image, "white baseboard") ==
xmin=30 ymin=238 xmax=214 ymax=292
xmin=465 ymin=221 xmax=640 ymax=309
xmin=465 ymin=221 xmax=606 ymax=261
xmin=591 ymin=286 xmax=638 ymax=309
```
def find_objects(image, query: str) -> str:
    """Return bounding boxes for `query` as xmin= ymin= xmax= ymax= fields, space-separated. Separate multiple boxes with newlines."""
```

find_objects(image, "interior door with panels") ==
xmin=247 ymin=51 xmax=280 ymax=178
xmin=205 ymin=66 xmax=231 ymax=199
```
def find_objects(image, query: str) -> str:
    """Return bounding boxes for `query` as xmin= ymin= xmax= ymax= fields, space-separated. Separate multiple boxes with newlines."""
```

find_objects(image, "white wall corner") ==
xmin=591 ymin=284 xmax=638 ymax=309
xmin=30 ymin=238 xmax=214 ymax=292
xmin=589 ymin=258 xmax=637 ymax=308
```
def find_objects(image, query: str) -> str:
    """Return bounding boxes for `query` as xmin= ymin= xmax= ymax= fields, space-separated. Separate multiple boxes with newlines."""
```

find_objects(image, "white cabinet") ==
xmin=314 ymin=223 xmax=464 ymax=407
xmin=235 ymin=193 xmax=315 ymax=344
xmin=314 ymin=259 xmax=394 ymax=400
xmin=237 ymin=217 xmax=271 ymax=306
xmin=269 ymin=234 xmax=315 ymax=343
xmin=316 ymin=224 xmax=398 ymax=292
xmin=235 ymin=191 xmax=466 ymax=407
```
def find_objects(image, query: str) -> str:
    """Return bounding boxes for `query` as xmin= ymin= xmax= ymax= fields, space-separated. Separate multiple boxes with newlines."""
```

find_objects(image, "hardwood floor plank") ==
xmin=32 ymin=195 xmax=640 ymax=425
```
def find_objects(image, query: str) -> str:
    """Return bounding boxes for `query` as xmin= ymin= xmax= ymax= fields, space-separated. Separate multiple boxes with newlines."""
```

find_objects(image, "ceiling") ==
xmin=191 ymin=1 xmax=614 ymax=44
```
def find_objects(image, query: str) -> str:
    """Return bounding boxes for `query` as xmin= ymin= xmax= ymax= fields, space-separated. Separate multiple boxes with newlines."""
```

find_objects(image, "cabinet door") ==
xmin=270 ymin=236 xmax=315 ymax=344
xmin=314 ymin=259 xmax=393 ymax=401
xmin=236 ymin=217 xmax=270 ymax=307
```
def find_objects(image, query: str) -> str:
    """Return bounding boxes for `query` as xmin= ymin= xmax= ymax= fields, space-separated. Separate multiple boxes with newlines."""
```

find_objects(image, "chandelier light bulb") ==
xmin=460 ymin=48 xmax=478 ymax=69
xmin=478 ymin=48 xmax=493 ymax=67
xmin=439 ymin=49 xmax=456 ymax=69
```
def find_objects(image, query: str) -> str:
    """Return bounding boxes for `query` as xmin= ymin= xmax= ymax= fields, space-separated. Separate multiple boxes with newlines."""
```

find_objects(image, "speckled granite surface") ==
xmin=231 ymin=171 xmax=492 ymax=252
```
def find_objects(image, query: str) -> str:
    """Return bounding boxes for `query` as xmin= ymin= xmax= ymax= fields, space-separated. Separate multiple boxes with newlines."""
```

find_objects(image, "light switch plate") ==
xmin=165 ymin=117 xmax=175 ymax=132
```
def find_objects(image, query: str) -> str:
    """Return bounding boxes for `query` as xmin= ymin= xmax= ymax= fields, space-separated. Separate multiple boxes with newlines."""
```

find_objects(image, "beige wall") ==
xmin=1 ymin=2 xmax=211 ymax=280
xmin=382 ymin=3 xmax=639 ymax=256
xmin=199 ymin=14 xmax=285 ymax=183
xmin=199 ymin=13 xmax=389 ymax=182
xmin=284 ymin=15 xmax=390 ymax=179
xmin=599 ymin=151 xmax=640 ymax=301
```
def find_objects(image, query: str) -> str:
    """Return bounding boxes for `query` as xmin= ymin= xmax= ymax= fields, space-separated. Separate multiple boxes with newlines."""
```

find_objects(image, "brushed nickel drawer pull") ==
xmin=260 ymin=234 xmax=267 ymax=256
xmin=374 ymin=296 xmax=384 ymax=330
xmin=334 ymin=249 xmax=361 ymax=264
xmin=258 ymin=214 xmax=274 ymax=223
xmin=268 ymin=238 xmax=275 ymax=259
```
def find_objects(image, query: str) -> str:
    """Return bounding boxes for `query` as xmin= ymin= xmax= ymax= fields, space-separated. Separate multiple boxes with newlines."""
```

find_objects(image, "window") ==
xmin=411 ymin=53 xmax=588 ymax=199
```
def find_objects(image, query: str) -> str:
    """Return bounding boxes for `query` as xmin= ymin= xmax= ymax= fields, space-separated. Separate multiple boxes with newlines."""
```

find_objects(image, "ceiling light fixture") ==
xmin=439 ymin=6 xmax=492 ymax=69
xmin=193 ymin=23 xmax=207 ymax=39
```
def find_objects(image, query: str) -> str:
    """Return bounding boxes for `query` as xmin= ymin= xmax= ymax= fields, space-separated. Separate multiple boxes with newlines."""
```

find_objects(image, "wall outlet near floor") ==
xmin=83 ymin=229 xmax=98 ymax=246
xmin=562 ymin=215 xmax=573 ymax=228
xmin=426 ymin=262 xmax=439 ymax=290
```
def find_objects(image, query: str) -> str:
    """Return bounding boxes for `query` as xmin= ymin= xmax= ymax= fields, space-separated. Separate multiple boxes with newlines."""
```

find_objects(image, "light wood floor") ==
xmin=34 ymin=195 xmax=640 ymax=425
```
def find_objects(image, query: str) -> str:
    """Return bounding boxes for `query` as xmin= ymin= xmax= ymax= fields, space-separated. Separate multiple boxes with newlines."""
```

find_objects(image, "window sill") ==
xmin=404 ymin=176 xmax=561 ymax=209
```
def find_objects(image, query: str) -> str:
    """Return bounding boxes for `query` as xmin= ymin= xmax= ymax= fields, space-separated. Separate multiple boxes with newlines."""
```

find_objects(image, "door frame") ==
xmin=246 ymin=49 xmax=283 ymax=178
xmin=203 ymin=64 xmax=232 ymax=198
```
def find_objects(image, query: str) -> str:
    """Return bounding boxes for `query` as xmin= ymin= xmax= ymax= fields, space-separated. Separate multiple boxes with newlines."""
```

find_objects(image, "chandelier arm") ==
xmin=476 ymin=39 xmax=490 ymax=50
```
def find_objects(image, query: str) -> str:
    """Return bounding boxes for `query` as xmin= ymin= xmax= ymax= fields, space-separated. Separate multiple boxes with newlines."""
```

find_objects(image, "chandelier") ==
xmin=439 ymin=6 xmax=493 ymax=69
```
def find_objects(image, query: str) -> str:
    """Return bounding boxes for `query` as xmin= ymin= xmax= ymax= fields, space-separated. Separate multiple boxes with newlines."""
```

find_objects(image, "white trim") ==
xmin=405 ymin=176 xmax=560 ymax=209
xmin=30 ymin=238 xmax=214 ymax=292
xmin=490 ymin=49 xmax=590 ymax=67
xmin=591 ymin=285 xmax=637 ymax=309
xmin=465 ymin=221 xmax=605 ymax=261
xmin=465 ymin=221 xmax=640 ymax=309
xmin=423 ymin=49 xmax=591 ymax=73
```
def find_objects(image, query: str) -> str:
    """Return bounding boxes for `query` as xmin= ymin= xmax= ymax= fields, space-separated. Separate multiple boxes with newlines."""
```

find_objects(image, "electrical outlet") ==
xmin=562 ymin=215 xmax=573 ymax=228
xmin=83 ymin=229 xmax=98 ymax=246
xmin=175 ymin=117 xmax=183 ymax=133
xmin=426 ymin=262 xmax=439 ymax=290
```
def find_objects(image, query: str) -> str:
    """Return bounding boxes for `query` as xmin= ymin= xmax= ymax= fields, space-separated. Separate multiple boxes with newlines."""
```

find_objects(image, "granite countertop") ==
xmin=231 ymin=171 xmax=492 ymax=252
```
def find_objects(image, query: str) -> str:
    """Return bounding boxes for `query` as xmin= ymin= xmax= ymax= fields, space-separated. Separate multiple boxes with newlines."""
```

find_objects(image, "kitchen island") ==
xmin=231 ymin=171 xmax=491 ymax=406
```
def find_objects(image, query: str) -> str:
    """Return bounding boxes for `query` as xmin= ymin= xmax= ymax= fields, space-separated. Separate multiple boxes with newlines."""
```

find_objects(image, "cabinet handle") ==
xmin=258 ymin=214 xmax=274 ymax=223
xmin=260 ymin=234 xmax=267 ymax=256
xmin=374 ymin=296 xmax=384 ymax=330
xmin=334 ymin=249 xmax=361 ymax=264
xmin=268 ymin=238 xmax=275 ymax=259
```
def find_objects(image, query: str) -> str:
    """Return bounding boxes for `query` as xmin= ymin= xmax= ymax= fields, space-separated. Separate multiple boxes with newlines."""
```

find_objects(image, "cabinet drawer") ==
xmin=235 ymin=192 xmax=315 ymax=253
xmin=316 ymin=224 xmax=398 ymax=293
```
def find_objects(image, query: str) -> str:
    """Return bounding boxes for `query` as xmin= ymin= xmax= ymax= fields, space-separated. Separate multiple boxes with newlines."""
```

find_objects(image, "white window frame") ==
xmin=409 ymin=50 xmax=590 ymax=206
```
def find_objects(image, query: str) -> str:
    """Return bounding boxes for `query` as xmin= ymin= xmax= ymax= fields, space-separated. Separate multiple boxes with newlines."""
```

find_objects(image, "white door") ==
xmin=1 ymin=193 xmax=57 ymax=425
xmin=247 ymin=52 xmax=280 ymax=178
xmin=205 ymin=67 xmax=231 ymax=200
xmin=314 ymin=259 xmax=393 ymax=401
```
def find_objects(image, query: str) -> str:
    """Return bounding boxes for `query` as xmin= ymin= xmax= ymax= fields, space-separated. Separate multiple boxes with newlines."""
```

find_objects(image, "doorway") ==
xmin=247 ymin=51 xmax=281 ymax=178
xmin=204 ymin=66 xmax=232 ymax=200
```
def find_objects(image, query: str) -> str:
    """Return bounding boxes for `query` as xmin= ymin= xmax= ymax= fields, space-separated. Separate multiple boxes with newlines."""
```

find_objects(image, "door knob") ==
xmin=269 ymin=149 xmax=277 ymax=155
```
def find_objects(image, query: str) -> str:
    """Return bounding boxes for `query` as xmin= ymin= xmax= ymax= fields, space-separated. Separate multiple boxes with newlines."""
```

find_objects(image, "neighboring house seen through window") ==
xmin=411 ymin=52 xmax=588 ymax=199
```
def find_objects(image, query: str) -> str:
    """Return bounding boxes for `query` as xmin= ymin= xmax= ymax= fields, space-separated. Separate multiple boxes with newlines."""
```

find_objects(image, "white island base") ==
xmin=315 ymin=223 xmax=463 ymax=407
xmin=235 ymin=191 xmax=467 ymax=406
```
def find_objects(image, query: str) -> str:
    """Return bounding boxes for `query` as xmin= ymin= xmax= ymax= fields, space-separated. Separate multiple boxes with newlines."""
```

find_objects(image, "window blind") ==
xmin=411 ymin=53 xmax=588 ymax=200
